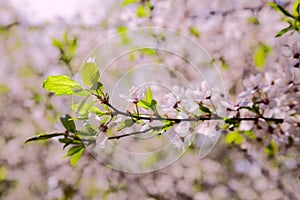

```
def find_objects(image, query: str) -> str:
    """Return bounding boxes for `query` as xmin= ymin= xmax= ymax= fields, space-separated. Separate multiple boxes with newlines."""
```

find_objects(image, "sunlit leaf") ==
xmin=52 ymin=38 xmax=63 ymax=50
xmin=81 ymin=62 xmax=100 ymax=87
xmin=137 ymin=100 xmax=151 ymax=109
xmin=43 ymin=75 xmax=83 ymax=96
xmin=0 ymin=167 xmax=7 ymax=181
xmin=121 ymin=0 xmax=136 ymax=6
xmin=0 ymin=83 xmax=9 ymax=95
xmin=225 ymin=131 xmax=244 ymax=145
xmin=189 ymin=26 xmax=200 ymax=37
xmin=145 ymin=86 xmax=153 ymax=103
xmin=117 ymin=26 xmax=130 ymax=44
xmin=247 ymin=16 xmax=259 ymax=25
xmin=25 ymin=133 xmax=65 ymax=143
xmin=293 ymin=0 xmax=300 ymax=16
xmin=136 ymin=5 xmax=147 ymax=17
xmin=253 ymin=44 xmax=271 ymax=69
xmin=220 ymin=57 xmax=229 ymax=70
xmin=139 ymin=48 xmax=156 ymax=56
xmin=242 ymin=130 xmax=256 ymax=140
xmin=70 ymin=148 xmax=84 ymax=166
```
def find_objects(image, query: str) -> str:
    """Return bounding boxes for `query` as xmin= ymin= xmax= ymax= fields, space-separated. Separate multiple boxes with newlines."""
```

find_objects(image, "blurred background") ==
xmin=0 ymin=0 xmax=299 ymax=199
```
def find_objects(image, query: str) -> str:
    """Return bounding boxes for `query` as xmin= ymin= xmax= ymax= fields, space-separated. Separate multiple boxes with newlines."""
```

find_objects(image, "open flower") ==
xmin=174 ymin=113 xmax=191 ymax=137
xmin=186 ymin=81 xmax=212 ymax=103
xmin=120 ymin=86 xmax=146 ymax=103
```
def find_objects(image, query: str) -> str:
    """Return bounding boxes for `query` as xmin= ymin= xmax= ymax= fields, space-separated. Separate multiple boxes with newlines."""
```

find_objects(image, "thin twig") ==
xmin=107 ymin=126 xmax=161 ymax=140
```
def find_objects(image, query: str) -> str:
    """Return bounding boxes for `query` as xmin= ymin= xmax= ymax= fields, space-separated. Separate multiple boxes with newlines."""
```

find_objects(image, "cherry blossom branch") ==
xmin=107 ymin=126 xmax=162 ymax=140
xmin=104 ymin=98 xmax=283 ymax=123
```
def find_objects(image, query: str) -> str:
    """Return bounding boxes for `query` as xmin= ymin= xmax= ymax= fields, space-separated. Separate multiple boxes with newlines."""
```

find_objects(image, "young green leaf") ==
xmin=220 ymin=57 xmax=229 ymax=70
xmin=25 ymin=133 xmax=65 ymax=143
xmin=150 ymin=100 xmax=158 ymax=112
xmin=60 ymin=114 xmax=76 ymax=132
xmin=70 ymin=148 xmax=84 ymax=166
xmin=136 ymin=5 xmax=147 ymax=17
xmin=117 ymin=26 xmax=130 ymax=44
xmin=67 ymin=145 xmax=84 ymax=156
xmin=121 ymin=0 xmax=136 ymax=6
xmin=189 ymin=26 xmax=200 ymax=37
xmin=253 ymin=44 xmax=271 ymax=69
xmin=58 ymin=138 xmax=81 ymax=149
xmin=52 ymin=38 xmax=63 ymax=50
xmin=43 ymin=75 xmax=83 ymax=96
xmin=137 ymin=100 xmax=151 ymax=109
xmin=268 ymin=2 xmax=295 ymax=18
xmin=199 ymin=104 xmax=211 ymax=114
xmin=81 ymin=62 xmax=100 ymax=87
xmin=117 ymin=119 xmax=135 ymax=131
xmin=247 ymin=16 xmax=259 ymax=25
xmin=225 ymin=131 xmax=244 ymax=145
xmin=139 ymin=48 xmax=157 ymax=56
xmin=275 ymin=26 xmax=292 ymax=37
xmin=145 ymin=86 xmax=153 ymax=103
xmin=264 ymin=140 xmax=278 ymax=158
xmin=293 ymin=0 xmax=300 ymax=16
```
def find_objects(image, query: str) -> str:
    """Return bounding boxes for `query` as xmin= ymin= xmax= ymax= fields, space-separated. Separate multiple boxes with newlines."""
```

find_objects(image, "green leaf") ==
xmin=268 ymin=2 xmax=295 ymax=18
xmin=81 ymin=62 xmax=100 ymax=87
xmin=253 ymin=44 xmax=271 ymax=69
xmin=293 ymin=0 xmax=300 ymax=16
xmin=117 ymin=119 xmax=135 ymax=131
xmin=242 ymin=130 xmax=256 ymax=140
xmin=199 ymin=104 xmax=211 ymax=114
xmin=275 ymin=25 xmax=292 ymax=37
xmin=145 ymin=86 xmax=153 ymax=103
xmin=137 ymin=99 xmax=151 ymax=109
xmin=60 ymin=114 xmax=76 ymax=132
xmin=58 ymin=138 xmax=81 ymax=149
xmin=67 ymin=145 xmax=84 ymax=156
xmin=101 ymin=116 xmax=110 ymax=124
xmin=117 ymin=26 xmax=130 ymax=44
xmin=0 ymin=83 xmax=9 ymax=95
xmin=161 ymin=120 xmax=174 ymax=132
xmin=25 ymin=133 xmax=65 ymax=143
xmin=90 ymin=81 xmax=104 ymax=95
xmin=150 ymin=100 xmax=158 ymax=112
xmin=189 ymin=26 xmax=200 ymax=37
xmin=139 ymin=48 xmax=156 ymax=56
xmin=43 ymin=75 xmax=83 ymax=96
xmin=264 ymin=140 xmax=278 ymax=158
xmin=121 ymin=0 xmax=136 ymax=6
xmin=220 ymin=57 xmax=229 ymax=70
xmin=70 ymin=148 xmax=84 ymax=166
xmin=137 ymin=86 xmax=155 ymax=110
xmin=71 ymin=101 xmax=100 ymax=118
xmin=136 ymin=5 xmax=147 ymax=17
xmin=225 ymin=131 xmax=244 ymax=145
xmin=247 ymin=16 xmax=259 ymax=25
xmin=52 ymin=38 xmax=63 ymax=50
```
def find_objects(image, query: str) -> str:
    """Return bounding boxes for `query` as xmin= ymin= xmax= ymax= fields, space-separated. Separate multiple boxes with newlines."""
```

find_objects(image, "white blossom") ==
xmin=95 ymin=132 xmax=108 ymax=150
xmin=120 ymin=86 xmax=146 ymax=103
